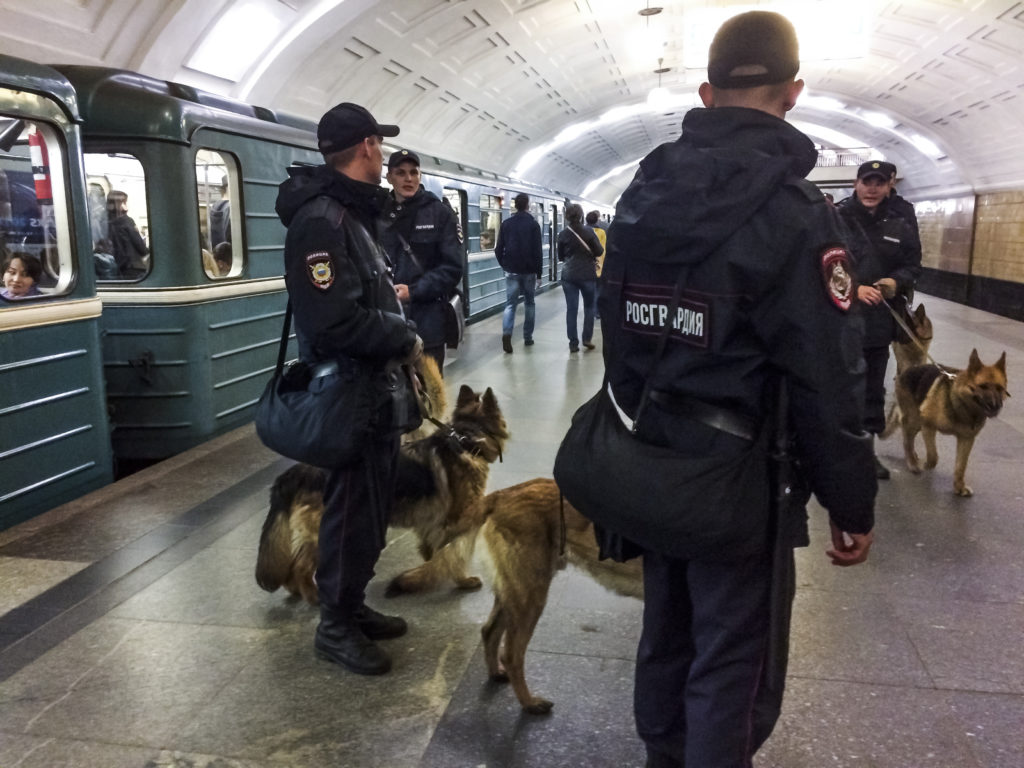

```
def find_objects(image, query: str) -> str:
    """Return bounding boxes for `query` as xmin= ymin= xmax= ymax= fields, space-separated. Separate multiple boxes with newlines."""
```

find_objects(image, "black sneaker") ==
xmin=524 ymin=338 xmax=535 ymax=346
xmin=314 ymin=619 xmax=391 ymax=675
xmin=502 ymin=334 xmax=513 ymax=354
xmin=355 ymin=604 xmax=407 ymax=640
xmin=874 ymin=455 xmax=891 ymax=480
xmin=569 ymin=344 xmax=580 ymax=353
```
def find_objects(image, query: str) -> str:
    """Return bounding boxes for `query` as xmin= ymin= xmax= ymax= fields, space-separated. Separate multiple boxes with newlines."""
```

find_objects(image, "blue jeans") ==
xmin=561 ymin=278 xmax=596 ymax=347
xmin=502 ymin=273 xmax=536 ymax=340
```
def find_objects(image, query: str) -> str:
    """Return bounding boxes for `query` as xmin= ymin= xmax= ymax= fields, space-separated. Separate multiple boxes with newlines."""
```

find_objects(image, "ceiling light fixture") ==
xmin=638 ymin=2 xmax=663 ymax=17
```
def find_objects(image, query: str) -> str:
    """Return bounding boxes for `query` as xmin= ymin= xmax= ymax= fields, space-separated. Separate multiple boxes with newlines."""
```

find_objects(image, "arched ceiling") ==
xmin=2 ymin=0 xmax=1022 ymax=205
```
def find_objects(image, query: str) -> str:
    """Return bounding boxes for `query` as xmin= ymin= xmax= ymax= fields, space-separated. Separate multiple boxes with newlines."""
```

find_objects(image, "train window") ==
xmin=479 ymin=194 xmax=502 ymax=251
xmin=0 ymin=116 xmax=74 ymax=299
xmin=196 ymin=150 xmax=240 ymax=279
xmin=84 ymin=153 xmax=151 ymax=281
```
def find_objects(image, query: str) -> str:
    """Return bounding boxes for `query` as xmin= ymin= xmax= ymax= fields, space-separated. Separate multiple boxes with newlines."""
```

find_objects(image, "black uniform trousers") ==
xmin=862 ymin=345 xmax=890 ymax=435
xmin=635 ymin=545 xmax=786 ymax=768
xmin=315 ymin=436 xmax=399 ymax=616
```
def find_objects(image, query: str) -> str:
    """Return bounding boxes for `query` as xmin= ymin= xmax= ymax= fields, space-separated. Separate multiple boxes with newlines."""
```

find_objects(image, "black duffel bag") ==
xmin=553 ymin=383 xmax=770 ymax=562
xmin=254 ymin=302 xmax=421 ymax=469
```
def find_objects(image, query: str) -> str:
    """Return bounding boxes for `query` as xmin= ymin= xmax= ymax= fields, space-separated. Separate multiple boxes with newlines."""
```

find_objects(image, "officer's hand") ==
xmin=395 ymin=283 xmax=411 ymax=303
xmin=826 ymin=521 xmax=873 ymax=566
xmin=403 ymin=335 xmax=423 ymax=365
xmin=874 ymin=278 xmax=897 ymax=299
xmin=857 ymin=284 xmax=883 ymax=305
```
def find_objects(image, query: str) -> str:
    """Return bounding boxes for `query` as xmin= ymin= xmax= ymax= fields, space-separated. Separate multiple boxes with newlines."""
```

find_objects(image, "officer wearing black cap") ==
xmin=275 ymin=103 xmax=421 ymax=676
xmin=837 ymin=160 xmax=922 ymax=478
xmin=379 ymin=148 xmax=463 ymax=372
xmin=593 ymin=11 xmax=876 ymax=767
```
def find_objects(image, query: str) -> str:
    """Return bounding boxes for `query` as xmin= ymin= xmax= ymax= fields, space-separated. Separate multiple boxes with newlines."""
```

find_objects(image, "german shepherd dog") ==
xmin=255 ymin=380 xmax=509 ymax=603
xmin=895 ymin=348 xmax=1009 ymax=496
xmin=883 ymin=302 xmax=934 ymax=437
xmin=477 ymin=478 xmax=642 ymax=714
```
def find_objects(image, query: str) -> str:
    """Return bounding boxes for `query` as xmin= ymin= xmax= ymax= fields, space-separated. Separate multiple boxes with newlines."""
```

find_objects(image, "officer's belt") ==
xmin=648 ymin=389 xmax=758 ymax=442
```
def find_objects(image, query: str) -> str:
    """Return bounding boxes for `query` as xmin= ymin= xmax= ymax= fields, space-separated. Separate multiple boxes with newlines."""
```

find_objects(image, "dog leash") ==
xmin=882 ymin=300 xmax=956 ymax=379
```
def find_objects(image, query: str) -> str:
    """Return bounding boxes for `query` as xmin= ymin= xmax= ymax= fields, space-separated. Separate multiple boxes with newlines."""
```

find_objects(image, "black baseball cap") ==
xmin=707 ymin=11 xmax=800 ymax=90
xmin=856 ymin=160 xmax=897 ymax=181
xmin=317 ymin=102 xmax=399 ymax=155
xmin=387 ymin=149 xmax=421 ymax=170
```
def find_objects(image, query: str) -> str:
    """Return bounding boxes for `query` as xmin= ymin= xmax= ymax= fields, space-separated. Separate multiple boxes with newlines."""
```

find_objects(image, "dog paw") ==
xmin=455 ymin=576 xmax=483 ymax=591
xmin=954 ymin=484 xmax=973 ymax=497
xmin=523 ymin=697 xmax=554 ymax=715
xmin=489 ymin=670 xmax=509 ymax=683
xmin=924 ymin=457 xmax=938 ymax=470
xmin=906 ymin=463 xmax=922 ymax=475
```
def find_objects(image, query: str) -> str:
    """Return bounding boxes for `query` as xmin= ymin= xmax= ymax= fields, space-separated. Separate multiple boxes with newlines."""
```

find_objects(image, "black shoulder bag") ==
xmin=254 ymin=301 xmax=378 ymax=468
xmin=552 ymin=270 xmax=773 ymax=561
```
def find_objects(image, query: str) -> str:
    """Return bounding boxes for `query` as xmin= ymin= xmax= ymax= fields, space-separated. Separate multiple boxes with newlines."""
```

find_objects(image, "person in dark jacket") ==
xmin=557 ymin=203 xmax=603 ymax=352
xmin=208 ymin=177 xmax=231 ymax=247
xmin=275 ymin=102 xmax=421 ymax=677
xmin=494 ymin=192 xmax=542 ymax=353
xmin=838 ymin=160 xmax=922 ymax=478
xmin=595 ymin=12 xmax=876 ymax=767
xmin=106 ymin=190 xmax=149 ymax=279
xmin=379 ymin=149 xmax=463 ymax=372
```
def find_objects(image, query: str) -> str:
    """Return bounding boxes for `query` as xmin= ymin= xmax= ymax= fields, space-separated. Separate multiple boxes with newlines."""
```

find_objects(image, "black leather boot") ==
xmin=355 ymin=604 xmax=407 ymax=640
xmin=314 ymin=612 xmax=391 ymax=675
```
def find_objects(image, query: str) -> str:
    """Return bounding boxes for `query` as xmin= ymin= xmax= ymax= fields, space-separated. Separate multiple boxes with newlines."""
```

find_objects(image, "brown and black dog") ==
xmin=477 ymin=478 xmax=642 ymax=714
xmin=895 ymin=348 xmax=1009 ymax=496
xmin=255 ymin=382 xmax=509 ymax=603
xmin=892 ymin=302 xmax=933 ymax=376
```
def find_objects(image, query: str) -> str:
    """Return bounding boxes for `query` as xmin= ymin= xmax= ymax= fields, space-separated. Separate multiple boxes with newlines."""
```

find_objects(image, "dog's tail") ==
xmin=255 ymin=463 xmax=325 ymax=592
xmin=880 ymin=397 xmax=901 ymax=439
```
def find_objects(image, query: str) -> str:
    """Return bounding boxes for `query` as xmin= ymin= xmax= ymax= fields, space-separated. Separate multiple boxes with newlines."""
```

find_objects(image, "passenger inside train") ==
xmin=0 ymin=251 xmax=42 ymax=299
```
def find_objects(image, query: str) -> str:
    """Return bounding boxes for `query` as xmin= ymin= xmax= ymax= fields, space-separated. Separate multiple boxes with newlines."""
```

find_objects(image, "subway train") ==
xmin=0 ymin=54 xmax=607 ymax=531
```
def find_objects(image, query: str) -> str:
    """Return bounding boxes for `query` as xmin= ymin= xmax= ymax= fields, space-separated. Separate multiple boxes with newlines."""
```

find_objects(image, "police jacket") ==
xmin=275 ymin=163 xmax=418 ymax=366
xmin=837 ymin=195 xmax=921 ymax=347
xmin=494 ymin=210 xmax=543 ymax=277
xmin=600 ymin=106 xmax=875 ymax=536
xmin=379 ymin=187 xmax=463 ymax=347
xmin=557 ymin=223 xmax=603 ymax=282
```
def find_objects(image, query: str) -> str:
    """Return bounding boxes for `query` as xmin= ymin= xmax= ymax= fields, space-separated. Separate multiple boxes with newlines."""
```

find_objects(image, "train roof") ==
xmin=51 ymin=65 xmax=317 ymax=148
xmin=0 ymin=54 xmax=80 ymax=122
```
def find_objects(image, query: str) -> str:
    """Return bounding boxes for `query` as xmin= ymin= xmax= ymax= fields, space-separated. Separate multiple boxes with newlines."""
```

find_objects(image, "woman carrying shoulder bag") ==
xmin=557 ymin=203 xmax=603 ymax=353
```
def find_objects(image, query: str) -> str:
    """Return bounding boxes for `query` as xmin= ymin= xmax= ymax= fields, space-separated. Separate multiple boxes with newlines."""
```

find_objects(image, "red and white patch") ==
xmin=820 ymin=246 xmax=853 ymax=311
xmin=305 ymin=251 xmax=334 ymax=290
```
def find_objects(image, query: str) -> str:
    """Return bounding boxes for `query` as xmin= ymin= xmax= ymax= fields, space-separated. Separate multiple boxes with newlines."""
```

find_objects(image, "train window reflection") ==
xmin=0 ymin=116 xmax=73 ymax=299
xmin=84 ymin=153 xmax=151 ymax=281
xmin=196 ymin=149 xmax=239 ymax=279
xmin=479 ymin=193 xmax=501 ymax=252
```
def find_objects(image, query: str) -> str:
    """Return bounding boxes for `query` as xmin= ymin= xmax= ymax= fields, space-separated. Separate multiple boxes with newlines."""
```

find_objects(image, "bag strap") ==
xmin=275 ymin=301 xmax=292 ymax=377
xmin=630 ymin=267 xmax=691 ymax=432
xmin=568 ymin=226 xmax=594 ymax=258
xmin=395 ymin=231 xmax=425 ymax=275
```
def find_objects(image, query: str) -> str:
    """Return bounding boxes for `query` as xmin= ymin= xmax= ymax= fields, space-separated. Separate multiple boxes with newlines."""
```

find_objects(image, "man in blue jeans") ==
xmin=494 ymin=193 xmax=542 ymax=353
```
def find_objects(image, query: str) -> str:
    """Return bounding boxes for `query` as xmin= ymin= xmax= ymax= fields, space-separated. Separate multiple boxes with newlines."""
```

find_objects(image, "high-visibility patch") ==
xmin=621 ymin=285 xmax=709 ymax=348
xmin=306 ymin=251 xmax=334 ymax=290
xmin=821 ymin=246 xmax=853 ymax=311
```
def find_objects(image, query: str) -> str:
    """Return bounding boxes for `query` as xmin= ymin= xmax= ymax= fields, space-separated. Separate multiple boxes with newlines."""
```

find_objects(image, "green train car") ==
xmin=54 ymin=66 xmax=318 ymax=463
xmin=0 ymin=56 xmax=113 ymax=528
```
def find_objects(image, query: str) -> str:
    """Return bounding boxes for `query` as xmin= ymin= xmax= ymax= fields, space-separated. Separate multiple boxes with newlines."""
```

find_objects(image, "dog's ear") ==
xmin=968 ymin=349 xmax=982 ymax=373
xmin=482 ymin=387 xmax=499 ymax=413
xmin=914 ymin=303 xmax=927 ymax=321
xmin=995 ymin=351 xmax=1006 ymax=374
xmin=456 ymin=384 xmax=478 ymax=407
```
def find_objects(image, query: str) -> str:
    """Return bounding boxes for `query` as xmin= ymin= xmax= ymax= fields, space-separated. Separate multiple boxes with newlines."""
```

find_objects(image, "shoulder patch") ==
xmin=820 ymin=246 xmax=853 ymax=311
xmin=306 ymin=251 xmax=334 ymax=290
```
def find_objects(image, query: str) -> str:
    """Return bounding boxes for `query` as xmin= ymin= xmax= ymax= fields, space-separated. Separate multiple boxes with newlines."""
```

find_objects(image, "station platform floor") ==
xmin=0 ymin=289 xmax=1022 ymax=768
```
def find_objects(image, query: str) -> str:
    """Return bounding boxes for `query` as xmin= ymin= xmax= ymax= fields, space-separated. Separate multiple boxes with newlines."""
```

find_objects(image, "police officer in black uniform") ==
xmin=838 ymin=160 xmax=922 ymax=478
xmin=597 ymin=12 xmax=876 ymax=767
xmin=275 ymin=103 xmax=422 ymax=676
xmin=379 ymin=149 xmax=463 ymax=372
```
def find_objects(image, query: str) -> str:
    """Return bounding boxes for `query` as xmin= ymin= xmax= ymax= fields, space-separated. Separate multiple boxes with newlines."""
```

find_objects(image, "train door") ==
xmin=548 ymin=203 xmax=561 ymax=282
xmin=0 ymin=58 xmax=113 ymax=528
xmin=443 ymin=187 xmax=470 ymax=316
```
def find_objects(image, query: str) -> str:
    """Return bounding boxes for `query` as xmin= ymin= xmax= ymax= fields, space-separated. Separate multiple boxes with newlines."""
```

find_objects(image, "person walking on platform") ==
xmin=837 ymin=160 xmax=922 ymax=479
xmin=494 ymin=192 xmax=542 ymax=352
xmin=380 ymin=148 xmax=463 ymax=373
xmin=275 ymin=103 xmax=422 ymax=676
xmin=557 ymin=203 xmax=603 ymax=353
xmin=595 ymin=12 xmax=876 ymax=767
